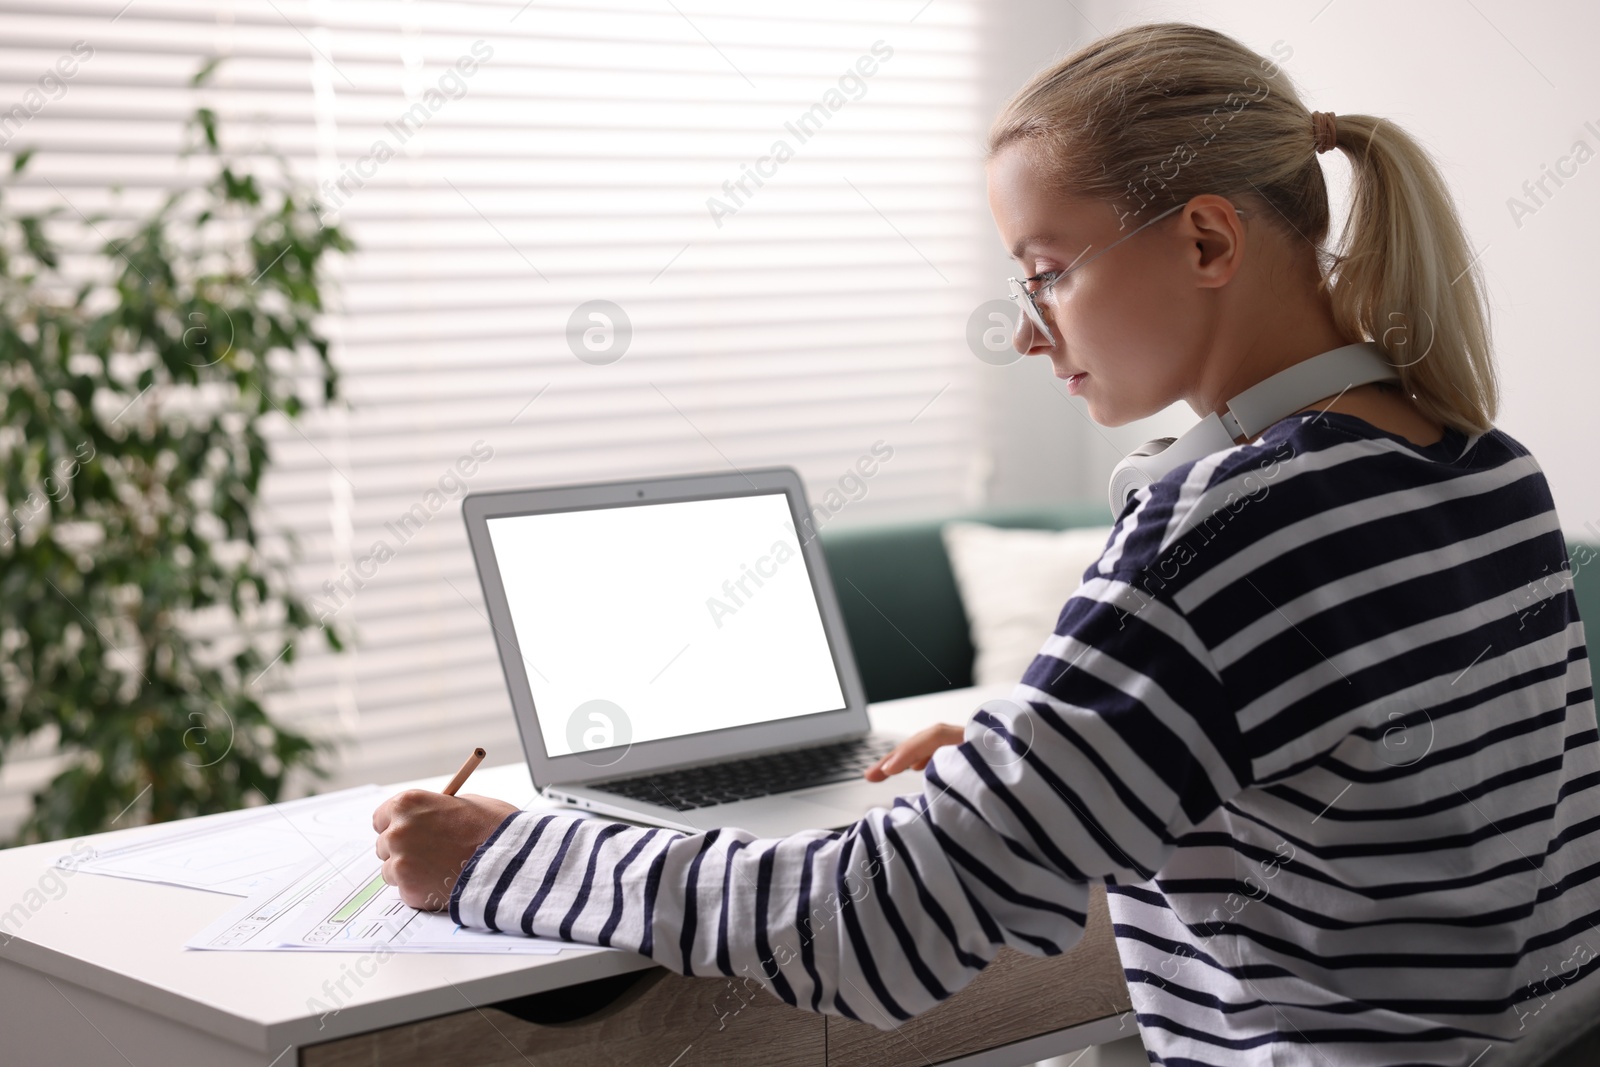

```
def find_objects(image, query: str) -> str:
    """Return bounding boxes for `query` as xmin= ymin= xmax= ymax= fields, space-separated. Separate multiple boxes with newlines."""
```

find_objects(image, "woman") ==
xmin=375 ymin=23 xmax=1598 ymax=1064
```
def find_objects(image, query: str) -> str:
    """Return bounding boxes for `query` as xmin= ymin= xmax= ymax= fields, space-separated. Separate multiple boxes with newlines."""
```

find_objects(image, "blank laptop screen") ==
xmin=485 ymin=491 xmax=848 ymax=758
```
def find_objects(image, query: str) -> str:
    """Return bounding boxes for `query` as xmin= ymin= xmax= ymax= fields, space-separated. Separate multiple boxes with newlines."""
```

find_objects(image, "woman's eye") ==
xmin=1028 ymin=270 xmax=1061 ymax=292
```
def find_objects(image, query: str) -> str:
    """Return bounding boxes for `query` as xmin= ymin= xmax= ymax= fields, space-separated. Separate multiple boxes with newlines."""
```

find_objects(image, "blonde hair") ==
xmin=987 ymin=22 xmax=1497 ymax=435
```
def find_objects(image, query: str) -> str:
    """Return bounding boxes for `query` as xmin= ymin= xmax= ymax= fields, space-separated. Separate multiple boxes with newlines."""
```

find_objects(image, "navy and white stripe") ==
xmin=452 ymin=409 xmax=1598 ymax=1064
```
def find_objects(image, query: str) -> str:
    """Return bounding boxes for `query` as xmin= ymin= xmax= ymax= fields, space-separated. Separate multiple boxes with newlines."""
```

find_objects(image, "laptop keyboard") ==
xmin=591 ymin=737 xmax=898 ymax=812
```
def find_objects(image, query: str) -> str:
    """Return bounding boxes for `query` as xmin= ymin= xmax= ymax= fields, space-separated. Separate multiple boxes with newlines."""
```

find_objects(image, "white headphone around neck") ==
xmin=1107 ymin=341 xmax=1400 ymax=515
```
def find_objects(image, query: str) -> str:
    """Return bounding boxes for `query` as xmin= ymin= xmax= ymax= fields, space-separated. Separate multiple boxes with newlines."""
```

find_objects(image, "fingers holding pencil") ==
xmin=371 ymin=746 xmax=523 ymax=910
xmin=372 ymin=746 xmax=488 ymax=835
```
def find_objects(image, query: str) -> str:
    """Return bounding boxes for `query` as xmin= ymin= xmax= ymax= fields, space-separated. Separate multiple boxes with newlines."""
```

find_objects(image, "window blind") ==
xmin=0 ymin=0 xmax=992 ymax=832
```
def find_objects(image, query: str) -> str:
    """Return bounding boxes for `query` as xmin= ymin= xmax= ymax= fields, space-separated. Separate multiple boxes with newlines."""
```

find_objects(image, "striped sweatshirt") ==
xmin=451 ymin=408 xmax=1599 ymax=1066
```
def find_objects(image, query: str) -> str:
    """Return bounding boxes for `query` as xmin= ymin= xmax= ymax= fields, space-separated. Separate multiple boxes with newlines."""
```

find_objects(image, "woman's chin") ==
xmin=1084 ymin=399 xmax=1138 ymax=429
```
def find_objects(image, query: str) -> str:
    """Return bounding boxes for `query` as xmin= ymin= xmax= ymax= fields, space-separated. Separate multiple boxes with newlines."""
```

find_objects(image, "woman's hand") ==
xmin=373 ymin=790 xmax=521 ymax=911
xmin=863 ymin=723 xmax=965 ymax=781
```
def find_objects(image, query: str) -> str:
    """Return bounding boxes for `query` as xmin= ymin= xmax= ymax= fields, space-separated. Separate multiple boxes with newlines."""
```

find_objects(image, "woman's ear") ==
xmin=1175 ymin=194 xmax=1247 ymax=290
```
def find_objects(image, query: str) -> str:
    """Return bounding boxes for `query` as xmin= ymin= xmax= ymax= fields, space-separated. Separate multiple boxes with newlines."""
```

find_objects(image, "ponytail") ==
xmin=987 ymin=22 xmax=1497 ymax=435
xmin=1321 ymin=114 xmax=1497 ymax=434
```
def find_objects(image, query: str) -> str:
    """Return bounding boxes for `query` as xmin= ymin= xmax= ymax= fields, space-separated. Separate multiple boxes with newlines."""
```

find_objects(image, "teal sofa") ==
xmin=816 ymin=503 xmax=1600 ymax=704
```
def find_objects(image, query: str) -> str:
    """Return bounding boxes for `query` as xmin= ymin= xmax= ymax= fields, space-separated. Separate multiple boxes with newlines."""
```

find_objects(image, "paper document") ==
xmin=186 ymin=843 xmax=576 ymax=955
xmin=55 ymin=784 xmax=389 ymax=896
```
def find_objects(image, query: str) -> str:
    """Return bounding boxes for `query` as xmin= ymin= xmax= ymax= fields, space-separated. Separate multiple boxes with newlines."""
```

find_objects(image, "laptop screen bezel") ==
xmin=461 ymin=467 xmax=871 ymax=789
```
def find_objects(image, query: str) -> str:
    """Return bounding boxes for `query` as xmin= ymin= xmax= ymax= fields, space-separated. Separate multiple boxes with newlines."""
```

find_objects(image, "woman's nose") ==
xmin=1013 ymin=307 xmax=1054 ymax=355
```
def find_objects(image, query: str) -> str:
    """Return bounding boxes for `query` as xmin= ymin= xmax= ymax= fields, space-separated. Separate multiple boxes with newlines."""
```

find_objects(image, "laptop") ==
xmin=461 ymin=467 xmax=912 ymax=838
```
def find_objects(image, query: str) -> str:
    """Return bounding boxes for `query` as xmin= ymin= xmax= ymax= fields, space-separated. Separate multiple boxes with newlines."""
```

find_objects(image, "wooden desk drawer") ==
xmin=300 ymin=886 xmax=1126 ymax=1067
xmin=298 ymin=964 xmax=826 ymax=1067
xmin=824 ymin=885 xmax=1129 ymax=1067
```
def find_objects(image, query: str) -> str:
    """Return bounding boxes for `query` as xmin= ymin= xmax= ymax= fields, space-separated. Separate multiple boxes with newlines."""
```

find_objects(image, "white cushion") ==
xmin=940 ymin=521 xmax=1116 ymax=687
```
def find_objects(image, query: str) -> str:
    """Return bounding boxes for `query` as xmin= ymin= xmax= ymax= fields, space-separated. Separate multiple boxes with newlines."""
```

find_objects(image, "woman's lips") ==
xmin=1065 ymin=372 xmax=1087 ymax=395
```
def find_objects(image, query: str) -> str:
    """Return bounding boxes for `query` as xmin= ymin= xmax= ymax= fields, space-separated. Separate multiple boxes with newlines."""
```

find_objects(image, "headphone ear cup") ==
xmin=1131 ymin=437 xmax=1178 ymax=460
xmin=1108 ymin=437 xmax=1177 ymax=515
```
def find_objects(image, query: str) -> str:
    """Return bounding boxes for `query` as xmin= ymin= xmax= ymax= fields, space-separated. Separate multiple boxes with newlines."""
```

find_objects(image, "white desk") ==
xmin=0 ymin=685 xmax=1132 ymax=1066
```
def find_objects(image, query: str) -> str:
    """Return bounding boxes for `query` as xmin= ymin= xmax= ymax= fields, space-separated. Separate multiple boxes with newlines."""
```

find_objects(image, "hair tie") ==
xmin=1312 ymin=111 xmax=1338 ymax=154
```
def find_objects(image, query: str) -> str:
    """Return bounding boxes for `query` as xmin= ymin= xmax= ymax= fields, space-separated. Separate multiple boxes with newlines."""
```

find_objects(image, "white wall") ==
xmin=979 ymin=0 xmax=1600 ymax=540
xmin=973 ymin=0 xmax=1095 ymax=507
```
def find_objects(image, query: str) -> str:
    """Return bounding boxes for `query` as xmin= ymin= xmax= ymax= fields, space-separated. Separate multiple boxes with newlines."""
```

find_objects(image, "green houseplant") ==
xmin=0 ymin=67 xmax=352 ymax=845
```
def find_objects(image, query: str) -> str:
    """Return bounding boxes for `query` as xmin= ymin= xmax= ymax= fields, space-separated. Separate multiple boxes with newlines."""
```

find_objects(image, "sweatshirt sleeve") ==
xmin=450 ymin=569 xmax=1243 ymax=1031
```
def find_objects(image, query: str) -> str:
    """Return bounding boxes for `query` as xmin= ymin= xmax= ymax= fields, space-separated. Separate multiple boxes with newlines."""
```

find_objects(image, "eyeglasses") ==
xmin=1006 ymin=202 xmax=1246 ymax=346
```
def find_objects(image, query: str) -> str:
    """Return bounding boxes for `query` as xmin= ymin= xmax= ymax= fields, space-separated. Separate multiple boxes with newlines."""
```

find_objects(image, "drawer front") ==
xmin=826 ymin=884 xmax=1130 ymax=1067
xmin=299 ymin=965 xmax=825 ymax=1067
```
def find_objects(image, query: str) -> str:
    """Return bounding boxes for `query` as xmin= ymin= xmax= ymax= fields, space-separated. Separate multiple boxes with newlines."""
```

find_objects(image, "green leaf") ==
xmin=197 ymin=107 xmax=218 ymax=150
xmin=19 ymin=216 xmax=59 ymax=270
xmin=191 ymin=57 xmax=224 ymax=88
